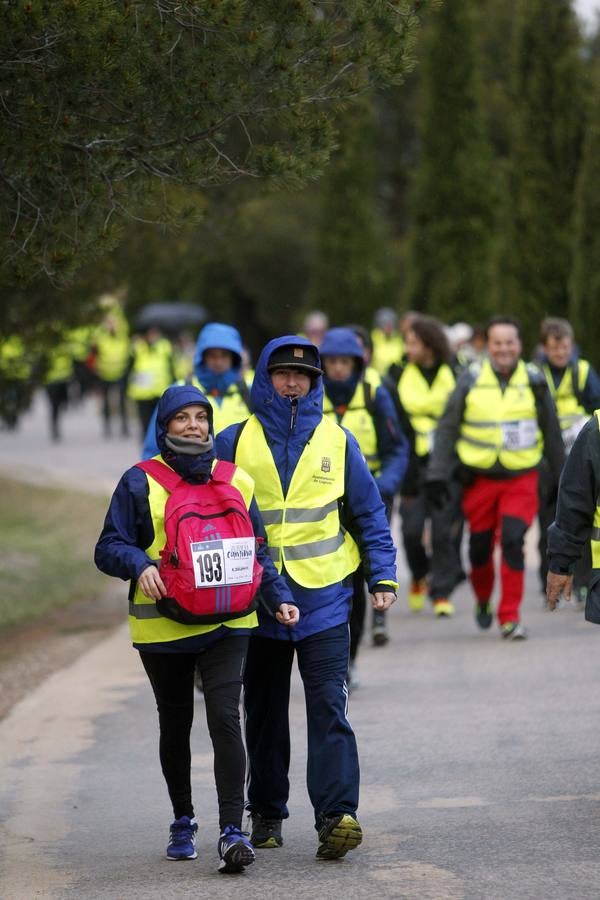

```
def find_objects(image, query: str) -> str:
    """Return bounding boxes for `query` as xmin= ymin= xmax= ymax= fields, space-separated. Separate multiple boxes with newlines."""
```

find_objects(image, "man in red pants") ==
xmin=426 ymin=316 xmax=564 ymax=639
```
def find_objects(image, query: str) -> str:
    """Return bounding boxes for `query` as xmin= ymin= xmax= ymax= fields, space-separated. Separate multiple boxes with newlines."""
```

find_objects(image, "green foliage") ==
xmin=498 ymin=0 xmax=584 ymax=342
xmin=569 ymin=61 xmax=600 ymax=357
xmin=308 ymin=97 xmax=398 ymax=324
xmin=0 ymin=0 xmax=422 ymax=285
xmin=404 ymin=0 xmax=495 ymax=322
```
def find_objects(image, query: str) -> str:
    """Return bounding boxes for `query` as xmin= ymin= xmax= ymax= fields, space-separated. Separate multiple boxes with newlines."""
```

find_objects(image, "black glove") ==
xmin=424 ymin=479 xmax=450 ymax=510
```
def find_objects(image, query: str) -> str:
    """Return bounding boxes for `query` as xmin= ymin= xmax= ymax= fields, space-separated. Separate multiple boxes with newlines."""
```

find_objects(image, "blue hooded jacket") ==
xmin=141 ymin=322 xmax=247 ymax=459
xmin=216 ymin=335 xmax=398 ymax=641
xmin=320 ymin=327 xmax=408 ymax=499
xmin=95 ymin=383 xmax=294 ymax=650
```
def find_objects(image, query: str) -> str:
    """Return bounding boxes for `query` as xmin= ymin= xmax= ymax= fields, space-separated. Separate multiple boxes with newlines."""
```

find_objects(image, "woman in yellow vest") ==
xmin=95 ymin=384 xmax=298 ymax=873
xmin=396 ymin=315 xmax=463 ymax=616
xmin=320 ymin=326 xmax=408 ymax=677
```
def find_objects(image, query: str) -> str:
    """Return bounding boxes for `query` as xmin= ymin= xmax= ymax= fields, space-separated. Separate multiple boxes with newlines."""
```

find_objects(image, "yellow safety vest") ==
xmin=127 ymin=338 xmax=173 ymax=400
xmin=44 ymin=345 xmax=74 ymax=384
xmin=234 ymin=415 xmax=361 ymax=588
xmin=371 ymin=329 xmax=404 ymax=375
xmin=457 ymin=359 xmax=543 ymax=471
xmin=129 ymin=457 xmax=258 ymax=643
xmin=542 ymin=360 xmax=590 ymax=452
xmin=323 ymin=380 xmax=379 ymax=473
xmin=0 ymin=336 xmax=31 ymax=380
xmin=197 ymin=380 xmax=252 ymax=434
xmin=590 ymin=412 xmax=600 ymax=569
xmin=398 ymin=362 xmax=456 ymax=458
xmin=95 ymin=330 xmax=130 ymax=381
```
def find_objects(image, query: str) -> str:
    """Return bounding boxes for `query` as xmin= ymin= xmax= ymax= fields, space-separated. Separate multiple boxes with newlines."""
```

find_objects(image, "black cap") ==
xmin=267 ymin=344 xmax=323 ymax=376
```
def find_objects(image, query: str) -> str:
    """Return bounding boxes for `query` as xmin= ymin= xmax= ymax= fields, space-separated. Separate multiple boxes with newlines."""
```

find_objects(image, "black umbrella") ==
xmin=134 ymin=302 xmax=207 ymax=335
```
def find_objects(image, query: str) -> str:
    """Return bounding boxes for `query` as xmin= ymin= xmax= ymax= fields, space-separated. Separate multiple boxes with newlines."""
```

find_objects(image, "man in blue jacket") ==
xmin=216 ymin=335 xmax=398 ymax=861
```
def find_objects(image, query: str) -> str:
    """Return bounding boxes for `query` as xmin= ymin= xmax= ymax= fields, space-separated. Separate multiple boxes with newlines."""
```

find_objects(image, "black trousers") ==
xmin=139 ymin=634 xmax=248 ymax=829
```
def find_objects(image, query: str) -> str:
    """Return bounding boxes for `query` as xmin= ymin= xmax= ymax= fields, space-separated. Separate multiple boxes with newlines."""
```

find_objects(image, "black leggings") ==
xmin=139 ymin=634 xmax=248 ymax=829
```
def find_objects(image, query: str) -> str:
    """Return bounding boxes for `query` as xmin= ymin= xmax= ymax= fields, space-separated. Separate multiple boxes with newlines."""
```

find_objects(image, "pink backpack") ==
xmin=136 ymin=458 xmax=263 ymax=624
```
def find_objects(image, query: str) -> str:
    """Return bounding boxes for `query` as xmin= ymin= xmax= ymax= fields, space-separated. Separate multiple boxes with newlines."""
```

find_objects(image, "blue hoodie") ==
xmin=95 ymin=383 xmax=294 ymax=651
xmin=320 ymin=327 xmax=408 ymax=499
xmin=141 ymin=322 xmax=247 ymax=458
xmin=216 ymin=335 xmax=398 ymax=641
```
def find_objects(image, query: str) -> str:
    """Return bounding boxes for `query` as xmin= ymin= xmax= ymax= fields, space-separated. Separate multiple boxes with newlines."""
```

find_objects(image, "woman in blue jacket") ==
xmin=95 ymin=384 xmax=298 ymax=874
xmin=216 ymin=335 xmax=398 ymax=861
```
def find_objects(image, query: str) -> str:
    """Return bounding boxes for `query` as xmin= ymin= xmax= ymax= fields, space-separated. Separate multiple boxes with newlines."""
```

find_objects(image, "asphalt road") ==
xmin=1 ymin=392 xmax=600 ymax=899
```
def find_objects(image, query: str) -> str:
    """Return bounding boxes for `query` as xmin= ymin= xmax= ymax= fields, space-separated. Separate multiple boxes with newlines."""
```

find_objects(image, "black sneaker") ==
xmin=475 ymin=601 xmax=493 ymax=630
xmin=316 ymin=814 xmax=363 ymax=860
xmin=249 ymin=813 xmax=283 ymax=848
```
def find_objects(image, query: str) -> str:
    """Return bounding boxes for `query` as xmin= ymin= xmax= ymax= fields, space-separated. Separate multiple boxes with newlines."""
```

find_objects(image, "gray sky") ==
xmin=575 ymin=0 xmax=599 ymax=26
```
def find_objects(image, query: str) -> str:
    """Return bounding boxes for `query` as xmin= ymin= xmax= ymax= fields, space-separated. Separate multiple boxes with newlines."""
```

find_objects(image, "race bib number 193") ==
xmin=191 ymin=537 xmax=255 ymax=588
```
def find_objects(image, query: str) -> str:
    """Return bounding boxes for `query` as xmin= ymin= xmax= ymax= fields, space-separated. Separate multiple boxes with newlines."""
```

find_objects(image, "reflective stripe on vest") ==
xmin=323 ymin=381 xmax=379 ymax=472
xmin=398 ymin=363 xmax=456 ymax=457
xmin=128 ymin=457 xmax=258 ymax=642
xmin=456 ymin=359 xmax=543 ymax=470
xmin=234 ymin=415 xmax=360 ymax=588
xmin=127 ymin=339 xmax=173 ymax=400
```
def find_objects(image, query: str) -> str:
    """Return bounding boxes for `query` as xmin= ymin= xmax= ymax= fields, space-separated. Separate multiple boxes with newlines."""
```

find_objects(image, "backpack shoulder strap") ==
xmin=211 ymin=459 xmax=237 ymax=485
xmin=136 ymin=459 xmax=182 ymax=493
xmin=362 ymin=378 xmax=376 ymax=418
xmin=570 ymin=359 xmax=585 ymax=407
xmin=231 ymin=417 xmax=249 ymax=460
xmin=235 ymin=376 xmax=253 ymax=412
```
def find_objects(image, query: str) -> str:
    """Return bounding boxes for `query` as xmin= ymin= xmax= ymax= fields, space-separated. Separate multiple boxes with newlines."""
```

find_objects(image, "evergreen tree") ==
xmin=404 ymin=0 xmax=495 ymax=323
xmin=308 ymin=97 xmax=397 ymax=326
xmin=499 ymin=0 xmax=584 ymax=341
xmin=0 ymin=1 xmax=423 ymax=287
xmin=569 ymin=60 xmax=600 ymax=358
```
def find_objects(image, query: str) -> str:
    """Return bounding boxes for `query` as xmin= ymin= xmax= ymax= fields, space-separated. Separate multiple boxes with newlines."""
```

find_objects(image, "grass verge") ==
xmin=0 ymin=477 xmax=114 ymax=629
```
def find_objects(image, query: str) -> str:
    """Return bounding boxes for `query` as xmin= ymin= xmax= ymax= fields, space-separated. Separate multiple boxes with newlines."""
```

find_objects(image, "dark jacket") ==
xmin=547 ymin=415 xmax=600 ymax=573
xmin=216 ymin=334 xmax=398 ymax=641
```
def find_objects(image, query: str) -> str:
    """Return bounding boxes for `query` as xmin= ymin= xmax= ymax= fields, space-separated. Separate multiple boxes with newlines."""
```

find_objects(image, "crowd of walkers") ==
xmin=4 ymin=299 xmax=598 ymax=873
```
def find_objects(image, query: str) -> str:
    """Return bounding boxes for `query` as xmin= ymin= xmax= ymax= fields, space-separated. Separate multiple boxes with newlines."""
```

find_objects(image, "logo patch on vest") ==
xmin=321 ymin=457 xmax=331 ymax=473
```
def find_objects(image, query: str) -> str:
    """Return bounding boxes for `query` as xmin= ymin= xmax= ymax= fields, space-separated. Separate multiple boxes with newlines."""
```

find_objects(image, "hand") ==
xmin=371 ymin=591 xmax=396 ymax=611
xmin=424 ymin=479 xmax=450 ymax=510
xmin=138 ymin=565 xmax=167 ymax=601
xmin=546 ymin=571 xmax=573 ymax=610
xmin=276 ymin=603 xmax=300 ymax=626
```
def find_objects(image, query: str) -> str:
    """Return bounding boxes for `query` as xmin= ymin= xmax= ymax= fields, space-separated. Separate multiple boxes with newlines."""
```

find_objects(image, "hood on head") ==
xmin=320 ymin=327 xmax=365 ymax=372
xmin=251 ymin=334 xmax=324 ymax=411
xmin=193 ymin=322 xmax=243 ymax=372
xmin=155 ymin=384 xmax=213 ymax=454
